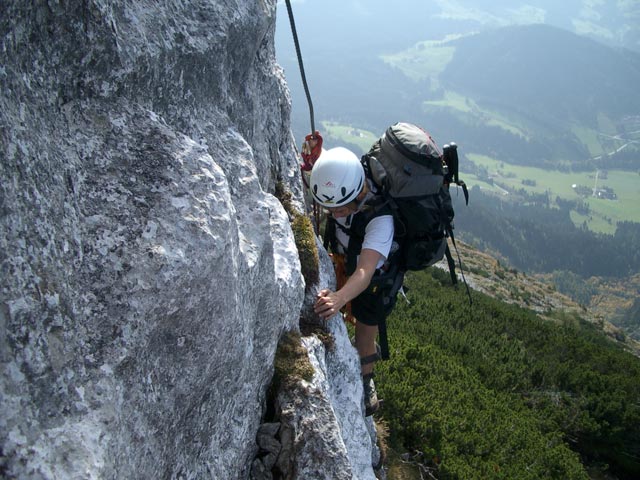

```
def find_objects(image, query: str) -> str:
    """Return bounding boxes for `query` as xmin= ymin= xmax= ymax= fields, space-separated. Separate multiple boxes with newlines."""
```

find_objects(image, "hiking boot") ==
xmin=363 ymin=373 xmax=380 ymax=416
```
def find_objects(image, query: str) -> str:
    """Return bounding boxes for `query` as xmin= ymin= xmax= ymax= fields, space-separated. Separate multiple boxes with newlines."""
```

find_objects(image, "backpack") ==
xmin=362 ymin=122 xmax=470 ymax=286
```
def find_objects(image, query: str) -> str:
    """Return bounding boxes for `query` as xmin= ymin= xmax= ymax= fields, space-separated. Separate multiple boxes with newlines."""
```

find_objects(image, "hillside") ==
xmin=436 ymin=239 xmax=640 ymax=356
xmin=448 ymin=188 xmax=640 ymax=341
xmin=379 ymin=24 xmax=640 ymax=170
xmin=377 ymin=264 xmax=640 ymax=479
xmin=279 ymin=15 xmax=640 ymax=172
xmin=277 ymin=3 xmax=640 ymax=353
xmin=442 ymin=24 xmax=640 ymax=126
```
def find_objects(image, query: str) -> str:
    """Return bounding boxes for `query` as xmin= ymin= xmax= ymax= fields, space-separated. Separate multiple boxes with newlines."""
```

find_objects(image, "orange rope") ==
xmin=330 ymin=253 xmax=356 ymax=325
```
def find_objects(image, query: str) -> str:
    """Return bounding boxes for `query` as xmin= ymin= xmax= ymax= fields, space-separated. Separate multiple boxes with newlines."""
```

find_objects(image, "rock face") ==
xmin=274 ymin=243 xmax=380 ymax=480
xmin=1 ymin=1 xmax=378 ymax=479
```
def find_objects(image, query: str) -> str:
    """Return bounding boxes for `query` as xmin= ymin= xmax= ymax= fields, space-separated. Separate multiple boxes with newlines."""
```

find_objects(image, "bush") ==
xmin=377 ymin=270 xmax=640 ymax=479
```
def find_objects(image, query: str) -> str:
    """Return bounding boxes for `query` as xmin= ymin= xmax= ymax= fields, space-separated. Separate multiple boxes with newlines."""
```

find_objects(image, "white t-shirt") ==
xmin=334 ymin=197 xmax=394 ymax=270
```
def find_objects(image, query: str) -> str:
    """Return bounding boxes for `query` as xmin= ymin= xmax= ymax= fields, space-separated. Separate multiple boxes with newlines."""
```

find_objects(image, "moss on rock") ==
xmin=273 ymin=331 xmax=315 ymax=391
xmin=275 ymin=180 xmax=319 ymax=291
xmin=291 ymin=213 xmax=319 ymax=291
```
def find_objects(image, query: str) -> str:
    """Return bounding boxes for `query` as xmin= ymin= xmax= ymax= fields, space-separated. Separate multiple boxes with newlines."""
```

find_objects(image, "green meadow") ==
xmin=467 ymin=153 xmax=640 ymax=233
xmin=380 ymin=37 xmax=458 ymax=84
xmin=321 ymin=121 xmax=379 ymax=153
xmin=423 ymin=91 xmax=530 ymax=139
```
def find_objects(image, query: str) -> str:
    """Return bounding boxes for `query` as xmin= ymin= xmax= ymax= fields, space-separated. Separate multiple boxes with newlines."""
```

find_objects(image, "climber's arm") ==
xmin=314 ymin=248 xmax=382 ymax=319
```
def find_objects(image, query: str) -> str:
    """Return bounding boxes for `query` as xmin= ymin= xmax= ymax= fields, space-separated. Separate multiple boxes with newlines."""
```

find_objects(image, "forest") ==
xmin=376 ymin=269 xmax=640 ymax=479
xmin=451 ymin=187 xmax=640 ymax=278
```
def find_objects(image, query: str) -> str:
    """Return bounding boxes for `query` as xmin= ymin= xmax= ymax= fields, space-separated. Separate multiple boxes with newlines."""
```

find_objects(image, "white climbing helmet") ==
xmin=309 ymin=147 xmax=365 ymax=207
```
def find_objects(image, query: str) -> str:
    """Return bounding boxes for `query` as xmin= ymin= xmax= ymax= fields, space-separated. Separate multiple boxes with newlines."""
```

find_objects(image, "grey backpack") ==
xmin=363 ymin=122 xmax=469 ymax=279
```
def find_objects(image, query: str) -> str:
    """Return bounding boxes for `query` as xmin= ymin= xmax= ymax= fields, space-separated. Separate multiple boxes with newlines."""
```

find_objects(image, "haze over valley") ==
xmin=276 ymin=0 xmax=640 ymax=340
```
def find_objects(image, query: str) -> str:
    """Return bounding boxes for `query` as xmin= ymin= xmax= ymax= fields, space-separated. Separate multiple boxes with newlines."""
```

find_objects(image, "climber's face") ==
xmin=326 ymin=186 xmax=367 ymax=218
xmin=327 ymin=204 xmax=353 ymax=218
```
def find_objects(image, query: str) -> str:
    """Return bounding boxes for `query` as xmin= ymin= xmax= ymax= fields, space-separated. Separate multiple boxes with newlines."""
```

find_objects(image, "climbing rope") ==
xmin=284 ymin=0 xmax=324 ymax=233
xmin=284 ymin=0 xmax=316 ymax=136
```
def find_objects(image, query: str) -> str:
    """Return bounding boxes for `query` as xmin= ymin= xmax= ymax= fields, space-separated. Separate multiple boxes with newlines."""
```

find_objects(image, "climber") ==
xmin=310 ymin=146 xmax=401 ymax=416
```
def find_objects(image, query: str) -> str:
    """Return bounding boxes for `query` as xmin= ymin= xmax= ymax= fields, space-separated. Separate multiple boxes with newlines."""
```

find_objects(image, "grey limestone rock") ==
xmin=274 ymin=240 xmax=378 ymax=480
xmin=1 ymin=1 xmax=302 ymax=478
xmin=1 ymin=1 xmax=378 ymax=478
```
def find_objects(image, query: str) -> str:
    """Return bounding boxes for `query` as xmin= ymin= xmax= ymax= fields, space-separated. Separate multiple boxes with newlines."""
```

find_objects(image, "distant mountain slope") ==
xmin=275 ymin=1 xmax=640 ymax=54
xmin=432 ymin=0 xmax=640 ymax=52
xmin=441 ymin=24 xmax=640 ymax=126
xmin=435 ymin=239 xmax=640 ymax=354
xmin=277 ymin=6 xmax=640 ymax=165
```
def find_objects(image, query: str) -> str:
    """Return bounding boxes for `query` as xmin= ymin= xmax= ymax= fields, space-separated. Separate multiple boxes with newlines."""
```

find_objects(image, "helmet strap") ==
xmin=353 ymin=182 xmax=369 ymax=211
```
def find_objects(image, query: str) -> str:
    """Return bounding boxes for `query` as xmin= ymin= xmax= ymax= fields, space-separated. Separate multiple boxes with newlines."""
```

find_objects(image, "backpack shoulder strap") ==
xmin=342 ymin=198 xmax=393 ymax=275
xmin=323 ymin=216 xmax=338 ymax=253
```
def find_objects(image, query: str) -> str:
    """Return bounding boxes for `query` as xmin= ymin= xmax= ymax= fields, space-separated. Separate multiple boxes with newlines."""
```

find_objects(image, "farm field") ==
xmin=321 ymin=121 xmax=379 ymax=153
xmin=380 ymin=37 xmax=457 ymax=83
xmin=467 ymin=153 xmax=640 ymax=233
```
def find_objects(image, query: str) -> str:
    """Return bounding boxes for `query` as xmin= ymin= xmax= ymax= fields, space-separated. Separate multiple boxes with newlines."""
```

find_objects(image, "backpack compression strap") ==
xmin=378 ymin=269 xmax=405 ymax=360
xmin=446 ymin=227 xmax=473 ymax=305
xmin=453 ymin=180 xmax=470 ymax=205
xmin=444 ymin=245 xmax=457 ymax=286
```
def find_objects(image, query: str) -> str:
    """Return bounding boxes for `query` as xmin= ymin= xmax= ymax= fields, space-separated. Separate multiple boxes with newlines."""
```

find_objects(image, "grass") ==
xmin=424 ymin=91 xmax=530 ymax=138
xmin=321 ymin=121 xmax=379 ymax=153
xmin=467 ymin=153 xmax=640 ymax=233
xmin=380 ymin=38 xmax=458 ymax=84
xmin=597 ymin=112 xmax=618 ymax=135
xmin=570 ymin=114 xmax=625 ymax=157
xmin=570 ymin=124 xmax=606 ymax=156
xmin=424 ymin=90 xmax=474 ymax=113
xmin=291 ymin=213 xmax=319 ymax=290
xmin=275 ymin=181 xmax=320 ymax=289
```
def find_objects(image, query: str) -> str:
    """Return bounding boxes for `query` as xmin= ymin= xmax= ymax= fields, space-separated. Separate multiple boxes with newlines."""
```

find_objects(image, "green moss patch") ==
xmin=274 ymin=180 xmax=319 ymax=291
xmin=273 ymin=331 xmax=315 ymax=391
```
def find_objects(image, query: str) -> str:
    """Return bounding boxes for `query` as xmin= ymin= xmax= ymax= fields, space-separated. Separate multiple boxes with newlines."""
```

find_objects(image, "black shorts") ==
xmin=351 ymin=271 xmax=402 ymax=327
